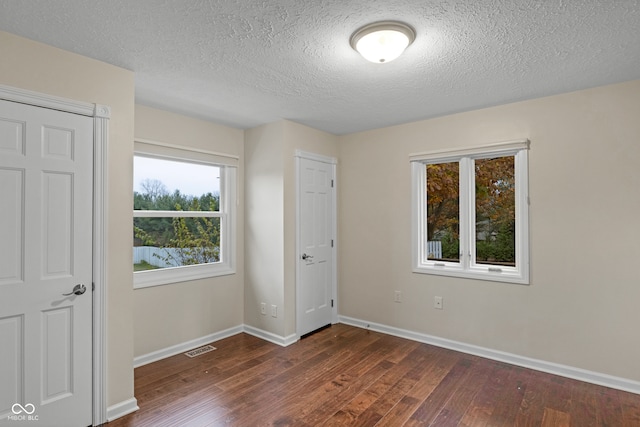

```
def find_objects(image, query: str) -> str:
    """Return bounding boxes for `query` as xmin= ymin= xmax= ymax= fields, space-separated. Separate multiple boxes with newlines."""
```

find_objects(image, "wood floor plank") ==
xmin=103 ymin=325 xmax=640 ymax=427
xmin=430 ymin=357 xmax=494 ymax=426
xmin=512 ymin=371 xmax=548 ymax=427
xmin=294 ymin=359 xmax=394 ymax=425
xmin=404 ymin=356 xmax=478 ymax=426
xmin=484 ymin=363 xmax=530 ymax=426
xmin=212 ymin=329 xmax=385 ymax=425
xmin=567 ymin=380 xmax=598 ymax=427
xmin=322 ymin=342 xmax=427 ymax=426
xmin=595 ymin=387 xmax=625 ymax=426
xmin=541 ymin=408 xmax=570 ymax=427
xmin=458 ymin=361 xmax=520 ymax=426
xmin=541 ymin=375 xmax=572 ymax=414
xmin=374 ymin=347 xmax=459 ymax=427
xmin=621 ymin=389 xmax=640 ymax=426
xmin=272 ymin=338 xmax=394 ymax=425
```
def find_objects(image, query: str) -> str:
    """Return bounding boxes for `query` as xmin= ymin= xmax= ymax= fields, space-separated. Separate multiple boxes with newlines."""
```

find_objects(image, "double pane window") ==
xmin=412 ymin=140 xmax=529 ymax=284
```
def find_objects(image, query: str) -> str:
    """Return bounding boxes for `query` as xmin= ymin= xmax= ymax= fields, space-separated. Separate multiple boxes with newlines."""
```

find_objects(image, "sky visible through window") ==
xmin=134 ymin=156 xmax=220 ymax=197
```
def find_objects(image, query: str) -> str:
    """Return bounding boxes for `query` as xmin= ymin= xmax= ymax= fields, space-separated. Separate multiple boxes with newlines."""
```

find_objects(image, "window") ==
xmin=133 ymin=140 xmax=237 ymax=288
xmin=411 ymin=140 xmax=529 ymax=284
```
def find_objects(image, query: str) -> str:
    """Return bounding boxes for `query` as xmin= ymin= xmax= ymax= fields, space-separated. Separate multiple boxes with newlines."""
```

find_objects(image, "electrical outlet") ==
xmin=271 ymin=304 xmax=277 ymax=318
xmin=434 ymin=296 xmax=443 ymax=310
xmin=394 ymin=290 xmax=402 ymax=303
xmin=260 ymin=302 xmax=266 ymax=315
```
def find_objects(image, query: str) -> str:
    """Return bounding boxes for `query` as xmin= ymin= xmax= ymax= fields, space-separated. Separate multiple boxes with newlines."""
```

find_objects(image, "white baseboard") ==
xmin=339 ymin=315 xmax=640 ymax=395
xmin=106 ymin=397 xmax=139 ymax=422
xmin=134 ymin=324 xmax=297 ymax=369
xmin=243 ymin=324 xmax=298 ymax=347
xmin=133 ymin=325 xmax=244 ymax=368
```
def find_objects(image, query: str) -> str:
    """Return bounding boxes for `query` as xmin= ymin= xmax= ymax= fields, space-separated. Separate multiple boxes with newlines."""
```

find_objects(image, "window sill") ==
xmin=412 ymin=265 xmax=529 ymax=285
xmin=134 ymin=263 xmax=235 ymax=289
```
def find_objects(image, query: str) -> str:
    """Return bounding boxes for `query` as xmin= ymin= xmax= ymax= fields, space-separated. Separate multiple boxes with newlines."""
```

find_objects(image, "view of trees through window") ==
xmin=426 ymin=162 xmax=460 ymax=262
xmin=475 ymin=157 xmax=515 ymax=266
xmin=426 ymin=156 xmax=516 ymax=266
xmin=133 ymin=156 xmax=222 ymax=272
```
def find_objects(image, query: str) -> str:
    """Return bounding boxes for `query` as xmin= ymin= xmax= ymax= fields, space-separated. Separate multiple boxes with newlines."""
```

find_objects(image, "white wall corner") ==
xmin=338 ymin=315 xmax=640 ymax=396
xmin=106 ymin=397 xmax=139 ymax=422
xmin=243 ymin=325 xmax=299 ymax=347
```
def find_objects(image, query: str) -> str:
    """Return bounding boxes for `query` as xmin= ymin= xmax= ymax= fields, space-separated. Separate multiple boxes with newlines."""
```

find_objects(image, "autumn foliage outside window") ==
xmin=426 ymin=157 xmax=515 ymax=266
xmin=474 ymin=157 xmax=515 ymax=266
xmin=426 ymin=162 xmax=460 ymax=262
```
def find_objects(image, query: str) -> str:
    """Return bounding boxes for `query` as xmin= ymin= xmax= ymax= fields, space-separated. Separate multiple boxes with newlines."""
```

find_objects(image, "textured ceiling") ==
xmin=1 ymin=0 xmax=639 ymax=135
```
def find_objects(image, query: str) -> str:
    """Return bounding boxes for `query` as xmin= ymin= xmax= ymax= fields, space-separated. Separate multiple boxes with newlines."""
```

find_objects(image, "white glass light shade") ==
xmin=350 ymin=21 xmax=416 ymax=63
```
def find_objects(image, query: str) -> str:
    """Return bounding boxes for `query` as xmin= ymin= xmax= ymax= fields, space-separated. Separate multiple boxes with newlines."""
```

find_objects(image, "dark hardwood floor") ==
xmin=105 ymin=324 xmax=640 ymax=426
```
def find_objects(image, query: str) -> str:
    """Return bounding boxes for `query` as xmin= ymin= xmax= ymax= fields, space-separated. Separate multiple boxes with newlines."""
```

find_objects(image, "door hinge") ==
xmin=331 ymin=239 xmax=334 ymax=247
xmin=331 ymin=179 xmax=334 ymax=188
xmin=92 ymin=282 xmax=95 ymax=291
xmin=331 ymin=299 xmax=334 ymax=308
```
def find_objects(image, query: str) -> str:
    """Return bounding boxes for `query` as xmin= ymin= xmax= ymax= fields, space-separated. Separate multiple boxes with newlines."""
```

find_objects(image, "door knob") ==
xmin=301 ymin=253 xmax=314 ymax=261
xmin=63 ymin=284 xmax=87 ymax=296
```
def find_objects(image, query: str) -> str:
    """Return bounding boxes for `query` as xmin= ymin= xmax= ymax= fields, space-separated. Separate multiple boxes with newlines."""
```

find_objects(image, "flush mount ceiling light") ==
xmin=350 ymin=21 xmax=416 ymax=63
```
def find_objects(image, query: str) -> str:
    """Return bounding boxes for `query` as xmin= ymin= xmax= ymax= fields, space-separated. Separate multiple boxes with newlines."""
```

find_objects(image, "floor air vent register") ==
xmin=184 ymin=345 xmax=216 ymax=358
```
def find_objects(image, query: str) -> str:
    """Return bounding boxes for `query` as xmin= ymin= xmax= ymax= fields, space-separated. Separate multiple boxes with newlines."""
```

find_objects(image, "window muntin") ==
xmin=133 ymin=151 xmax=236 ymax=288
xmin=411 ymin=140 xmax=529 ymax=284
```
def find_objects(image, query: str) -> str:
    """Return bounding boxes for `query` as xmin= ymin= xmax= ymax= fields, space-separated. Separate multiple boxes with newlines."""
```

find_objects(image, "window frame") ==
xmin=133 ymin=140 xmax=237 ymax=289
xmin=411 ymin=139 xmax=530 ymax=284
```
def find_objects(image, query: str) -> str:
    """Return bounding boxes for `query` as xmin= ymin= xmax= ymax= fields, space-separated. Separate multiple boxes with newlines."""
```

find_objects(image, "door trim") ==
xmin=294 ymin=150 xmax=338 ymax=337
xmin=0 ymin=84 xmax=110 ymax=426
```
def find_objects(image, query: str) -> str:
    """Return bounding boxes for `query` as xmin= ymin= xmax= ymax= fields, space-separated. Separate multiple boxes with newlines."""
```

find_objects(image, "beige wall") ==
xmin=244 ymin=122 xmax=286 ymax=336
xmin=245 ymin=120 xmax=338 ymax=337
xmin=0 ymin=31 xmax=136 ymax=406
xmin=337 ymin=80 xmax=640 ymax=382
xmin=133 ymin=105 xmax=245 ymax=356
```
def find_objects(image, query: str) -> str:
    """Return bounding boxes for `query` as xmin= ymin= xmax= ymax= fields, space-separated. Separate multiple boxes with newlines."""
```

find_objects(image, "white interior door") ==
xmin=0 ymin=100 xmax=93 ymax=427
xmin=297 ymin=156 xmax=335 ymax=337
